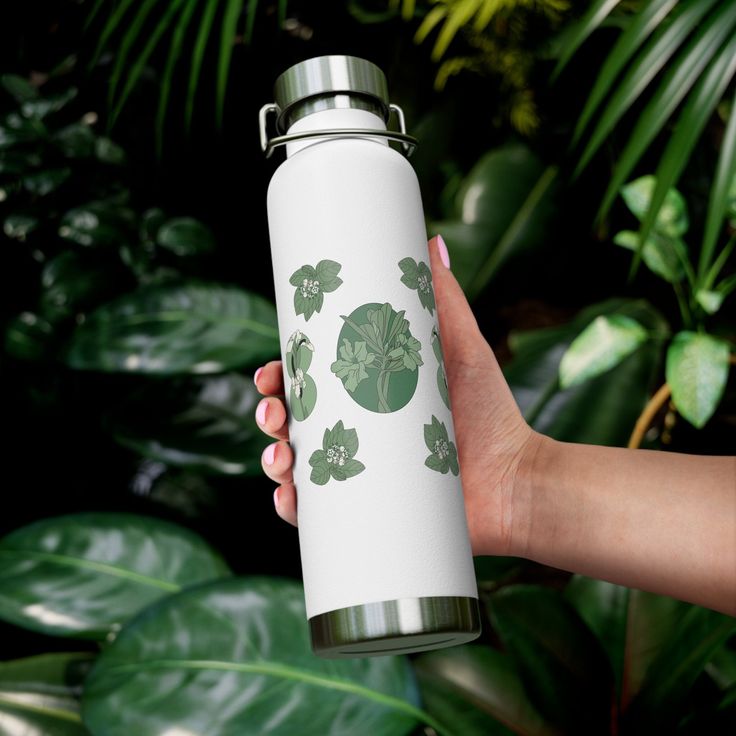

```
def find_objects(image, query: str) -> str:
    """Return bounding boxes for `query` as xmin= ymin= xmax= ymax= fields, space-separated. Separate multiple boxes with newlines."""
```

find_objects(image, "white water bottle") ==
xmin=260 ymin=55 xmax=480 ymax=658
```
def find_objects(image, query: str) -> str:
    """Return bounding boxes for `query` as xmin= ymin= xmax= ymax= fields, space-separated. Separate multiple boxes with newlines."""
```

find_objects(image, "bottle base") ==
xmin=309 ymin=595 xmax=481 ymax=659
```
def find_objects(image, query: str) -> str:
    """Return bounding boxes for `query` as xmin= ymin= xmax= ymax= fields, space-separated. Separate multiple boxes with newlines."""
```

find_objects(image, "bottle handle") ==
xmin=258 ymin=102 xmax=418 ymax=159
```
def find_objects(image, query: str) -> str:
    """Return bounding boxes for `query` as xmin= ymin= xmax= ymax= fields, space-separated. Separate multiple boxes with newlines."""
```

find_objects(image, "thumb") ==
xmin=426 ymin=234 xmax=486 ymax=367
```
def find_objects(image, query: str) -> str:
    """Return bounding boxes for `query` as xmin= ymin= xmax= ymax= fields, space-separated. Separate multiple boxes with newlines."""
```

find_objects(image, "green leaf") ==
xmin=216 ymin=0 xmax=243 ymax=129
xmin=0 ymin=513 xmax=229 ymax=639
xmin=620 ymin=176 xmax=689 ymax=236
xmin=574 ymin=0 xmax=721 ymax=179
xmin=0 ymin=652 xmax=94 ymax=735
xmin=316 ymin=259 xmax=342 ymax=290
xmin=4 ymin=312 xmax=54 ymax=361
xmin=415 ymin=645 xmax=556 ymax=736
xmin=309 ymin=451 xmax=330 ymax=485
xmin=489 ymin=585 xmax=613 ymax=734
xmin=20 ymin=88 xmax=78 ymax=119
xmin=552 ymin=0 xmax=622 ymax=79
xmin=59 ymin=201 xmax=135 ymax=248
xmin=448 ymin=444 xmax=459 ymax=476
xmin=342 ymin=427 xmax=359 ymax=456
xmin=185 ymin=0 xmax=219 ymax=133
xmin=559 ymin=314 xmax=648 ymax=388
xmin=424 ymin=454 xmax=446 ymax=473
xmin=634 ymin=31 xmax=736 ymax=270
xmin=3 ymin=213 xmax=39 ymax=240
xmin=65 ymin=282 xmax=279 ymax=374
xmin=82 ymin=578 xmax=425 ymax=735
xmin=665 ymin=331 xmax=730 ymax=428
xmin=155 ymin=0 xmax=201 ymax=156
xmin=342 ymin=458 xmax=365 ymax=478
xmin=430 ymin=145 xmax=558 ymax=300
xmin=156 ymin=217 xmax=216 ymax=256
xmin=572 ymin=0 xmax=679 ymax=142
xmin=23 ymin=168 xmax=70 ymax=195
xmin=626 ymin=606 xmax=736 ymax=730
xmin=700 ymin=84 xmax=736 ymax=280
xmin=54 ymin=123 xmax=96 ymax=158
xmin=613 ymin=229 xmax=687 ymax=283
xmin=94 ymin=136 xmax=126 ymax=164
xmin=695 ymin=289 xmax=724 ymax=315
xmin=89 ymin=0 xmax=137 ymax=70
xmin=398 ymin=256 xmax=419 ymax=288
xmin=110 ymin=373 xmax=270 ymax=475
xmin=506 ymin=299 xmax=667 ymax=446
xmin=1 ymin=73 xmax=39 ymax=103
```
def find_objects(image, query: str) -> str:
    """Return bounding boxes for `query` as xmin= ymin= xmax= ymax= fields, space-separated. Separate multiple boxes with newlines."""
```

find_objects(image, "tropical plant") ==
xmin=555 ymin=0 xmax=736 ymax=278
xmin=558 ymin=175 xmax=734 ymax=441
xmin=0 ymin=512 xmax=733 ymax=734
xmin=84 ymin=0 xmax=293 ymax=148
xmin=392 ymin=0 xmax=571 ymax=133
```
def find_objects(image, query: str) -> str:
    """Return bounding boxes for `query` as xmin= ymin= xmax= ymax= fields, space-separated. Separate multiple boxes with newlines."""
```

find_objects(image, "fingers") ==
xmin=261 ymin=440 xmax=293 ymax=485
xmin=426 ymin=234 xmax=486 ymax=367
xmin=255 ymin=395 xmax=289 ymax=441
xmin=273 ymin=482 xmax=298 ymax=527
xmin=254 ymin=360 xmax=285 ymax=396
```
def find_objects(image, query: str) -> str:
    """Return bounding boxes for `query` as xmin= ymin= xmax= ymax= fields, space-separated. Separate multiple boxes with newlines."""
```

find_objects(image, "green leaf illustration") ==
xmin=398 ymin=257 xmax=436 ymax=314
xmin=309 ymin=450 xmax=330 ymax=486
xmin=666 ymin=331 xmax=730 ymax=428
xmin=312 ymin=421 xmax=365 ymax=485
xmin=423 ymin=415 xmax=459 ymax=476
xmin=290 ymin=260 xmax=340 ymax=321
xmin=316 ymin=259 xmax=343 ymax=292
xmin=559 ymin=315 xmax=648 ymax=388
xmin=398 ymin=256 xmax=419 ymax=288
xmin=334 ymin=302 xmax=423 ymax=412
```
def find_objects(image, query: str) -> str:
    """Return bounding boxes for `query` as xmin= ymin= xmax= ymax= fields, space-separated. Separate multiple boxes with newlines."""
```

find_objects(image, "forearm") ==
xmin=512 ymin=433 xmax=736 ymax=615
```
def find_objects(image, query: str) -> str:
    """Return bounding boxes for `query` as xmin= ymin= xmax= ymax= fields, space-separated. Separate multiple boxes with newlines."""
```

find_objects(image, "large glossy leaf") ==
xmin=666 ymin=331 xmax=730 ymax=428
xmin=109 ymin=372 xmax=270 ymax=475
xmin=0 ymin=513 xmax=229 ymax=639
xmin=430 ymin=144 xmax=558 ymax=301
xmin=64 ymin=282 xmax=279 ymax=374
xmin=624 ymin=606 xmax=736 ymax=732
xmin=0 ymin=653 xmax=94 ymax=735
xmin=559 ymin=314 xmax=648 ymax=388
xmin=156 ymin=216 xmax=216 ymax=256
xmin=82 ymin=577 xmax=428 ymax=736
xmin=489 ymin=585 xmax=612 ymax=734
xmin=505 ymin=299 xmax=667 ymax=446
xmin=414 ymin=645 xmax=557 ymax=736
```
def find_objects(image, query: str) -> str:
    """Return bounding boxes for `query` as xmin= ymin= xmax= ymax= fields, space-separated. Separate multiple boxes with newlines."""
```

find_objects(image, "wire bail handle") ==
xmin=258 ymin=102 xmax=418 ymax=159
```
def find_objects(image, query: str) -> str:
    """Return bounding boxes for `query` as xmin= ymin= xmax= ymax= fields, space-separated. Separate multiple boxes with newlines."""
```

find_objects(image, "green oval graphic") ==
xmin=285 ymin=329 xmax=317 ymax=421
xmin=331 ymin=302 xmax=422 ymax=413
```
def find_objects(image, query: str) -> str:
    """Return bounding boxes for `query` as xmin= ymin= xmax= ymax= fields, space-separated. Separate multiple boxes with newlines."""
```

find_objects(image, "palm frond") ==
xmin=632 ymin=33 xmax=736 ymax=277
xmin=185 ymin=0 xmax=220 ymax=134
xmin=216 ymin=0 xmax=245 ymax=130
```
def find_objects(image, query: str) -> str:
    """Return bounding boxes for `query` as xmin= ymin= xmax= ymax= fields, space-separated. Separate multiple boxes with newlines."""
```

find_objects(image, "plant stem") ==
xmin=628 ymin=383 xmax=672 ymax=449
xmin=377 ymin=370 xmax=391 ymax=412
xmin=673 ymin=280 xmax=693 ymax=328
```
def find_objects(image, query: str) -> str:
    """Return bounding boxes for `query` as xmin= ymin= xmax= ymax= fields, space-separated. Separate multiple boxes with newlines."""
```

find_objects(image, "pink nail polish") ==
xmin=436 ymin=234 xmax=451 ymax=269
xmin=263 ymin=443 xmax=276 ymax=466
xmin=273 ymin=487 xmax=280 ymax=510
xmin=256 ymin=398 xmax=268 ymax=426
xmin=254 ymin=366 xmax=263 ymax=385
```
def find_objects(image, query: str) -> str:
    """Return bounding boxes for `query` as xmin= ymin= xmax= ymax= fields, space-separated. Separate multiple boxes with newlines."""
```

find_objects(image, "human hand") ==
xmin=253 ymin=235 xmax=538 ymax=556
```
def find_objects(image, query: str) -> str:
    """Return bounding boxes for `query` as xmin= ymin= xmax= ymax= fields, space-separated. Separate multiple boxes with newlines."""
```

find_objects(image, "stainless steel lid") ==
xmin=273 ymin=55 xmax=390 ymax=132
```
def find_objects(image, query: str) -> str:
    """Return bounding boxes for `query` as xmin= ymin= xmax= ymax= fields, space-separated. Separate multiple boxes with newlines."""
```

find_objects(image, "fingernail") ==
xmin=263 ymin=443 xmax=276 ymax=466
xmin=255 ymin=398 xmax=268 ymax=426
xmin=436 ymin=234 xmax=451 ymax=269
xmin=273 ymin=487 xmax=280 ymax=510
xmin=254 ymin=366 xmax=263 ymax=385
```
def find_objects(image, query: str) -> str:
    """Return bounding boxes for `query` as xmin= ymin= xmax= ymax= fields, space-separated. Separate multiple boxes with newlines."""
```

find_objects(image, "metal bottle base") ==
xmin=309 ymin=595 xmax=481 ymax=658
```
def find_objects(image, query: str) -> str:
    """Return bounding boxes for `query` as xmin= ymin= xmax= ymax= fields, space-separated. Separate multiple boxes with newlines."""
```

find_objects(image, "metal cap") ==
xmin=273 ymin=55 xmax=390 ymax=133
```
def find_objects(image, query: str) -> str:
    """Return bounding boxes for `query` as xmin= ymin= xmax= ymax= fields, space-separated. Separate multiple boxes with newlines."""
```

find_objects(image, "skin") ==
xmin=255 ymin=236 xmax=736 ymax=617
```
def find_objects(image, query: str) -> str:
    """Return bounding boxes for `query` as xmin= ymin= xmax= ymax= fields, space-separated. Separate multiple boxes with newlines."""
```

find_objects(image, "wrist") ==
xmin=507 ymin=429 xmax=561 ymax=560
